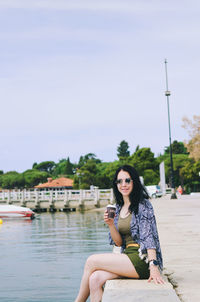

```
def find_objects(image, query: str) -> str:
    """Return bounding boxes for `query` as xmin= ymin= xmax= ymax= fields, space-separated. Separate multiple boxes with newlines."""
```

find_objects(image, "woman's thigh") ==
xmin=86 ymin=253 xmax=139 ymax=278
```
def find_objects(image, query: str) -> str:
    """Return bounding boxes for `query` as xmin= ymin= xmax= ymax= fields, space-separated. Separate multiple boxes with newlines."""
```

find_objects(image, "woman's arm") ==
xmin=104 ymin=209 xmax=123 ymax=246
xmin=147 ymin=249 xmax=164 ymax=284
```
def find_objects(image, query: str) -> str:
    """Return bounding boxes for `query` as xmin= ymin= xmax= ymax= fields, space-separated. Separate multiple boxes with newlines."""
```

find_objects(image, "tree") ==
xmin=162 ymin=154 xmax=191 ymax=187
xmin=143 ymin=169 xmax=159 ymax=186
xmin=135 ymin=145 xmax=140 ymax=153
xmin=34 ymin=161 xmax=56 ymax=173
xmin=32 ymin=162 xmax=37 ymax=169
xmin=73 ymin=159 xmax=98 ymax=189
xmin=96 ymin=161 xmax=122 ymax=188
xmin=182 ymin=115 xmax=200 ymax=161
xmin=117 ymin=140 xmax=130 ymax=160
xmin=129 ymin=147 xmax=159 ymax=185
xmin=129 ymin=147 xmax=158 ymax=175
xmin=0 ymin=171 xmax=25 ymax=189
xmin=63 ymin=157 xmax=73 ymax=175
xmin=23 ymin=170 xmax=49 ymax=188
xmin=77 ymin=153 xmax=101 ymax=168
xmin=164 ymin=140 xmax=188 ymax=155
xmin=180 ymin=159 xmax=200 ymax=192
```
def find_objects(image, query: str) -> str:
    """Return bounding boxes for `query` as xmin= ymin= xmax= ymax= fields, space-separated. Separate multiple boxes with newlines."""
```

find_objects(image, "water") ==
xmin=0 ymin=211 xmax=112 ymax=302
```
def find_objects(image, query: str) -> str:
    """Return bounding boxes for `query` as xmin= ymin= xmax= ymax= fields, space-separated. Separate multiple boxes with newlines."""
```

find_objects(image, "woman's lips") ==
xmin=121 ymin=189 xmax=129 ymax=193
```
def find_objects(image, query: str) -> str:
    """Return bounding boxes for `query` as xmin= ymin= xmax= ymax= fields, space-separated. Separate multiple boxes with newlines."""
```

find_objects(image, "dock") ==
xmin=0 ymin=188 xmax=113 ymax=212
xmin=102 ymin=194 xmax=200 ymax=302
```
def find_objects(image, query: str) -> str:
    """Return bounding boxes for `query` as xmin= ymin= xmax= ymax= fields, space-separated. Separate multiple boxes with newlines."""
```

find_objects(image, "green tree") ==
xmin=0 ymin=170 xmax=3 ymax=175
xmin=164 ymin=140 xmax=188 ymax=155
xmin=130 ymin=148 xmax=158 ymax=174
xmin=77 ymin=153 xmax=101 ymax=168
xmin=32 ymin=162 xmax=37 ymax=169
xmin=129 ymin=147 xmax=159 ymax=185
xmin=0 ymin=171 xmax=25 ymax=189
xmin=143 ymin=169 xmax=159 ymax=186
xmin=96 ymin=161 xmax=122 ymax=188
xmin=34 ymin=161 xmax=56 ymax=173
xmin=157 ymin=153 xmax=191 ymax=188
xmin=117 ymin=140 xmax=130 ymax=160
xmin=135 ymin=145 xmax=140 ymax=153
xmin=63 ymin=157 xmax=74 ymax=175
xmin=74 ymin=159 xmax=98 ymax=189
xmin=164 ymin=154 xmax=191 ymax=187
xmin=23 ymin=169 xmax=49 ymax=188
xmin=180 ymin=159 xmax=200 ymax=192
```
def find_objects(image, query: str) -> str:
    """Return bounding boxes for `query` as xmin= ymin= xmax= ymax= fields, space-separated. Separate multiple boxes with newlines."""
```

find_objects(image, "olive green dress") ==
xmin=118 ymin=213 xmax=150 ymax=279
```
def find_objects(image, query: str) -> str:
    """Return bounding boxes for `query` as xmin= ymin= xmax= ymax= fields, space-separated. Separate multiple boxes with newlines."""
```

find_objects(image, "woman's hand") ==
xmin=148 ymin=266 xmax=165 ymax=284
xmin=104 ymin=209 xmax=115 ymax=226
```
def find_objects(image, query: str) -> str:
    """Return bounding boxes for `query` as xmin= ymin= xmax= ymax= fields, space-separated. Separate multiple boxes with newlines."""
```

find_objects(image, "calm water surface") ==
xmin=0 ymin=211 xmax=112 ymax=302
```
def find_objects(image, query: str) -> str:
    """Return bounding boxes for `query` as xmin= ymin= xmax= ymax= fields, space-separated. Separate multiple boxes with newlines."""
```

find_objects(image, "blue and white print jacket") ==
xmin=109 ymin=199 xmax=163 ymax=270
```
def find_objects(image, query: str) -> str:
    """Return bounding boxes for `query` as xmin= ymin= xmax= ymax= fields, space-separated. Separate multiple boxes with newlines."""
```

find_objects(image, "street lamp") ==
xmin=76 ymin=172 xmax=84 ymax=189
xmin=164 ymin=59 xmax=177 ymax=199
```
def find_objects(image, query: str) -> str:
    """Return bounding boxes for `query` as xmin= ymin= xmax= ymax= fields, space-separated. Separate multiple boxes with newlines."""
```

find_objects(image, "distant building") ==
xmin=35 ymin=177 xmax=73 ymax=191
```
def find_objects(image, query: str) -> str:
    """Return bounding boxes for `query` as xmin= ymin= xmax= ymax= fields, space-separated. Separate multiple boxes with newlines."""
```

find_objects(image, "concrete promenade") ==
xmin=151 ymin=194 xmax=200 ymax=302
xmin=102 ymin=194 xmax=200 ymax=302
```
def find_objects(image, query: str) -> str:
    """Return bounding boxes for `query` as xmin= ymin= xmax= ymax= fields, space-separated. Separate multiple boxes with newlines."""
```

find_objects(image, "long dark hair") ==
xmin=112 ymin=165 xmax=149 ymax=215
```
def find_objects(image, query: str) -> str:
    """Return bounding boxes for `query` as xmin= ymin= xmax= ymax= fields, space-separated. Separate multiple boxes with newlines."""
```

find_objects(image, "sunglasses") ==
xmin=116 ymin=178 xmax=133 ymax=185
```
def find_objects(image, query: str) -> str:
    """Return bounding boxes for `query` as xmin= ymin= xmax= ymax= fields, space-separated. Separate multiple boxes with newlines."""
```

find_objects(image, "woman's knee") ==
xmin=89 ymin=271 xmax=106 ymax=290
xmin=85 ymin=254 xmax=97 ymax=271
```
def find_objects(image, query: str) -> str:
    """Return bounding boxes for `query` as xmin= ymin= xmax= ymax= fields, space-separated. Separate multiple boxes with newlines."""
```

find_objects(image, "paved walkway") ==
xmin=102 ymin=278 xmax=180 ymax=302
xmin=152 ymin=194 xmax=200 ymax=302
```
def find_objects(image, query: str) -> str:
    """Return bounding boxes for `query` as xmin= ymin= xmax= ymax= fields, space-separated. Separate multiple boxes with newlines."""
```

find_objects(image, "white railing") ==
xmin=0 ymin=188 xmax=113 ymax=206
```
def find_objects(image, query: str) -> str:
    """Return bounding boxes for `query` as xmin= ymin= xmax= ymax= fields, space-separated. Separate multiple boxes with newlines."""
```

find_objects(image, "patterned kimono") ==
xmin=109 ymin=199 xmax=163 ymax=270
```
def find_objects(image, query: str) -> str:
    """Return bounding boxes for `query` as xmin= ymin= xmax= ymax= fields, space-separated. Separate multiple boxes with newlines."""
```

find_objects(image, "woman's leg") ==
xmin=89 ymin=270 xmax=119 ymax=302
xmin=74 ymin=253 xmax=139 ymax=302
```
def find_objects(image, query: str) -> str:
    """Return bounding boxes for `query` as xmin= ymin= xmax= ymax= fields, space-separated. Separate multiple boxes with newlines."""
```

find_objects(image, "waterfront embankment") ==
xmin=101 ymin=194 xmax=200 ymax=302
xmin=153 ymin=194 xmax=200 ymax=302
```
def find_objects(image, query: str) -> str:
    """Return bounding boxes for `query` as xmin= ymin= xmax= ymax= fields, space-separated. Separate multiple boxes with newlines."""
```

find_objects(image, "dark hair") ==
xmin=112 ymin=165 xmax=149 ymax=215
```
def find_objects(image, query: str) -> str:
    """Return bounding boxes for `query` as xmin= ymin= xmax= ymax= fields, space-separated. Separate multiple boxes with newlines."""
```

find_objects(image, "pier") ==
xmin=0 ymin=188 xmax=114 ymax=212
xmin=102 ymin=194 xmax=200 ymax=302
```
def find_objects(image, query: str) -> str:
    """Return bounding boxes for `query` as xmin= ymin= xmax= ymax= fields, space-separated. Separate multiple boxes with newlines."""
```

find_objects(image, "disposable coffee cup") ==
xmin=106 ymin=204 xmax=116 ymax=219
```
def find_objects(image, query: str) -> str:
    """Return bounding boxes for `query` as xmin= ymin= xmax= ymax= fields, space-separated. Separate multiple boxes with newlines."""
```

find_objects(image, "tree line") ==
xmin=0 ymin=115 xmax=199 ymax=193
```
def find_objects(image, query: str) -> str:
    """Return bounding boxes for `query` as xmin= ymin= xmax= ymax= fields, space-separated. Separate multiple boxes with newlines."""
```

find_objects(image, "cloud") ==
xmin=0 ymin=0 xmax=199 ymax=173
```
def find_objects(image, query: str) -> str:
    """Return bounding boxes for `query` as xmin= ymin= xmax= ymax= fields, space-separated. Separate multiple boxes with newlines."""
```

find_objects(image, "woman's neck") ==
xmin=123 ymin=196 xmax=130 ymax=206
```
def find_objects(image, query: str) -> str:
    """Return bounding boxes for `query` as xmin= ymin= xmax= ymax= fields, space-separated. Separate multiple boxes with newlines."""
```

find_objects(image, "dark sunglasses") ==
xmin=116 ymin=178 xmax=133 ymax=185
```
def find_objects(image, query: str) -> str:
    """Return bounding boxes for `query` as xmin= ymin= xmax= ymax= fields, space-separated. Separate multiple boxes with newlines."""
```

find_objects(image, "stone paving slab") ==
xmin=102 ymin=279 xmax=180 ymax=302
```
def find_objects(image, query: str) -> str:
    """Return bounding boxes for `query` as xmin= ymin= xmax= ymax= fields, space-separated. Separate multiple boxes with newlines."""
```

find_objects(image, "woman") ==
xmin=74 ymin=165 xmax=164 ymax=302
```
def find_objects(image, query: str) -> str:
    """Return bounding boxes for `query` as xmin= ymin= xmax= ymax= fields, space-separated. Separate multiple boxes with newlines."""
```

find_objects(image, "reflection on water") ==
xmin=0 ymin=211 xmax=112 ymax=302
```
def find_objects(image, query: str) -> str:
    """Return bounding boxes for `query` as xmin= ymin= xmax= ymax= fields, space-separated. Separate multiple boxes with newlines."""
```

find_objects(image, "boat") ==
xmin=0 ymin=205 xmax=35 ymax=219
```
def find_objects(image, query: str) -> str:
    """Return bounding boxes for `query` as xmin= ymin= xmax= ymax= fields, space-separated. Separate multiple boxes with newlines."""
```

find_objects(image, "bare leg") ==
xmin=89 ymin=270 xmax=119 ymax=302
xmin=74 ymin=253 xmax=139 ymax=302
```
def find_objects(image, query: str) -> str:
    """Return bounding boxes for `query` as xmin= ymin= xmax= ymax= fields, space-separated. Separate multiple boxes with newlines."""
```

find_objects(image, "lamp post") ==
xmin=76 ymin=172 xmax=84 ymax=189
xmin=164 ymin=59 xmax=177 ymax=199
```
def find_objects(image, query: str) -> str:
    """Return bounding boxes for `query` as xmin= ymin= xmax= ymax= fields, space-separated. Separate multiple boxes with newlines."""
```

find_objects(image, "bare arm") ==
xmin=104 ymin=210 xmax=122 ymax=246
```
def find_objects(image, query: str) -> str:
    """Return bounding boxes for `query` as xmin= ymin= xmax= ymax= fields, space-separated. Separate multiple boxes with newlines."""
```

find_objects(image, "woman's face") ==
xmin=116 ymin=170 xmax=133 ymax=197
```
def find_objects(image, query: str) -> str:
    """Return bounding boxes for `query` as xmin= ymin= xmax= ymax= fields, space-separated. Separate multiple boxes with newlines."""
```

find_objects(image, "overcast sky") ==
xmin=0 ymin=0 xmax=199 ymax=173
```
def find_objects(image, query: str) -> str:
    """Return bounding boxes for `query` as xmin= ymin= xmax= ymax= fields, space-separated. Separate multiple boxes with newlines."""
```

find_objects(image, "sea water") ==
xmin=0 ymin=211 xmax=111 ymax=302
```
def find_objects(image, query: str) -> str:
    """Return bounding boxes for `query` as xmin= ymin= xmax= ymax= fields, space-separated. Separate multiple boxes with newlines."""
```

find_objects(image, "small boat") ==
xmin=0 ymin=205 xmax=35 ymax=219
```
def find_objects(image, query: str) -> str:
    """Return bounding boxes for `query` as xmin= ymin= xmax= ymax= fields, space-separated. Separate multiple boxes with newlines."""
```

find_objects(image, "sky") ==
xmin=0 ymin=0 xmax=199 ymax=173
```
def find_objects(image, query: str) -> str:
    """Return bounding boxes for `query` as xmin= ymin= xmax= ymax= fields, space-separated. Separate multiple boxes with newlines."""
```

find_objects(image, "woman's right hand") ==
xmin=104 ymin=209 xmax=115 ymax=226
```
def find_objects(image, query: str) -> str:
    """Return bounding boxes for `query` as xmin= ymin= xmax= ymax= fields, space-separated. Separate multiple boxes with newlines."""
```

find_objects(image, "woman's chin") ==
xmin=121 ymin=191 xmax=131 ymax=196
